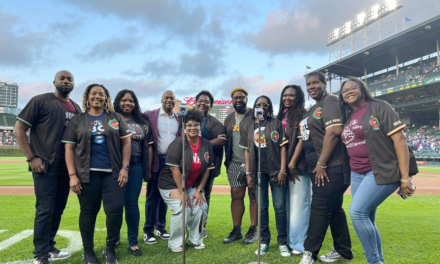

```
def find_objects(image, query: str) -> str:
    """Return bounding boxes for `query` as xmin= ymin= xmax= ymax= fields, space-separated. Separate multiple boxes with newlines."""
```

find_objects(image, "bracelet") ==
xmin=69 ymin=173 xmax=77 ymax=177
xmin=317 ymin=161 xmax=327 ymax=169
xmin=246 ymin=172 xmax=251 ymax=175
xmin=400 ymin=178 xmax=412 ymax=183
xmin=280 ymin=170 xmax=287 ymax=175
xmin=26 ymin=155 xmax=35 ymax=163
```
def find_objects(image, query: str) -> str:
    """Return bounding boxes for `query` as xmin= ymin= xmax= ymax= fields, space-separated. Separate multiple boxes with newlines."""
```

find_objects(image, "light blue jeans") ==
xmin=286 ymin=174 xmax=312 ymax=252
xmin=159 ymin=187 xmax=207 ymax=249
xmin=349 ymin=171 xmax=399 ymax=264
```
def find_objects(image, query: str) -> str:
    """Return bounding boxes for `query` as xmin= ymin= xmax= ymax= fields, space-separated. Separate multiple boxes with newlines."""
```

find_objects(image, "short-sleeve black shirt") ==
xmin=62 ymin=111 xmax=132 ymax=183
xmin=17 ymin=93 xmax=82 ymax=167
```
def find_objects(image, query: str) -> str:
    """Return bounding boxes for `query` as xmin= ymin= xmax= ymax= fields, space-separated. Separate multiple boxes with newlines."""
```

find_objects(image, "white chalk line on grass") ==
xmin=0 ymin=231 xmax=6 ymax=234
xmin=0 ymin=230 xmax=82 ymax=264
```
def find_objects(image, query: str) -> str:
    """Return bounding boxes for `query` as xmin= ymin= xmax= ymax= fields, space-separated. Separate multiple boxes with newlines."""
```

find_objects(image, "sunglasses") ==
xmin=186 ymin=123 xmax=201 ymax=128
xmin=255 ymin=103 xmax=270 ymax=108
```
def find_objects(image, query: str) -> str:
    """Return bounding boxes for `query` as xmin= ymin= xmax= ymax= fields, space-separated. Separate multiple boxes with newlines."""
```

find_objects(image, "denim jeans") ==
xmin=304 ymin=169 xmax=353 ymax=261
xmin=255 ymin=173 xmax=288 ymax=245
xmin=144 ymin=156 xmax=168 ymax=234
xmin=287 ymin=173 xmax=312 ymax=252
xmin=124 ymin=158 xmax=144 ymax=247
xmin=159 ymin=187 xmax=207 ymax=249
xmin=32 ymin=162 xmax=70 ymax=258
xmin=349 ymin=171 xmax=399 ymax=264
xmin=77 ymin=171 xmax=126 ymax=252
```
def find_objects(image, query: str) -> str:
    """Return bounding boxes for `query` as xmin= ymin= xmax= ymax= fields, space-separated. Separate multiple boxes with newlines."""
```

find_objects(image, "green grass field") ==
xmin=0 ymin=194 xmax=439 ymax=264
xmin=0 ymin=157 xmax=230 ymax=186
xmin=1 ymin=157 xmax=439 ymax=186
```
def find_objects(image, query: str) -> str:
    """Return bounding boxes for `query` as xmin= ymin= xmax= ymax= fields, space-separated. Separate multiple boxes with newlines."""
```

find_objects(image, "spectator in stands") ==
xmin=339 ymin=77 xmax=417 ymax=264
xmin=14 ymin=70 xmax=81 ymax=264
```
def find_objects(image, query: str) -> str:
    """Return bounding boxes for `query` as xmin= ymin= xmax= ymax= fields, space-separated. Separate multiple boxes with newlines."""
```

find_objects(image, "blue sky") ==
xmin=1 ymin=0 xmax=439 ymax=111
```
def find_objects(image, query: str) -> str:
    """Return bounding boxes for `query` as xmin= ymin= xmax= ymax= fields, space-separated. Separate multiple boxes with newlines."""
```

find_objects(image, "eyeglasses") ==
xmin=186 ymin=123 xmax=201 ymax=128
xmin=232 ymin=95 xmax=246 ymax=101
xmin=197 ymin=100 xmax=210 ymax=105
xmin=341 ymin=85 xmax=359 ymax=94
xmin=255 ymin=103 xmax=270 ymax=108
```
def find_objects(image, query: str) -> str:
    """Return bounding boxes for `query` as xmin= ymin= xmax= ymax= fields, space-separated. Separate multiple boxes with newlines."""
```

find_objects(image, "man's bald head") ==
xmin=161 ymin=90 xmax=176 ymax=114
xmin=53 ymin=70 xmax=74 ymax=96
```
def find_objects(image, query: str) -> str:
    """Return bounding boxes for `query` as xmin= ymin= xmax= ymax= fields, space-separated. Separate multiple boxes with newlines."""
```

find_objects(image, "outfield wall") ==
xmin=0 ymin=147 xmax=24 ymax=157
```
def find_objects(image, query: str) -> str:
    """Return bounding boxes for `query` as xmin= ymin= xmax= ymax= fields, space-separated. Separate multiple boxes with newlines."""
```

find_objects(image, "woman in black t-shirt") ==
xmin=63 ymin=84 xmax=132 ymax=264
xmin=113 ymin=90 xmax=154 ymax=257
xmin=298 ymin=72 xmax=353 ymax=264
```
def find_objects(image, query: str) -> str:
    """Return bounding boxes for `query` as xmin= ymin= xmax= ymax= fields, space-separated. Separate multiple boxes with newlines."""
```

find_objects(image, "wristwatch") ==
xmin=246 ymin=172 xmax=251 ymax=175
xmin=122 ymin=164 xmax=130 ymax=170
xmin=199 ymin=189 xmax=204 ymax=193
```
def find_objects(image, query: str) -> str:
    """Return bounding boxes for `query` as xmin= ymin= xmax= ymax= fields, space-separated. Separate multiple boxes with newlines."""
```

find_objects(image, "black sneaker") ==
xmin=128 ymin=247 xmax=143 ymax=257
xmin=144 ymin=233 xmax=157 ymax=244
xmin=82 ymin=251 xmax=99 ymax=264
xmin=155 ymin=229 xmax=170 ymax=240
xmin=223 ymin=226 xmax=243 ymax=244
xmin=243 ymin=226 xmax=258 ymax=244
xmin=102 ymin=247 xmax=118 ymax=264
xmin=33 ymin=255 xmax=52 ymax=264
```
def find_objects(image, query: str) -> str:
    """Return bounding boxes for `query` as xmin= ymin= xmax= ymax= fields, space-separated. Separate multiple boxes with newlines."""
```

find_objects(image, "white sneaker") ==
xmin=254 ymin=243 xmax=270 ymax=255
xmin=189 ymin=241 xmax=206 ymax=250
xmin=169 ymin=246 xmax=183 ymax=253
xmin=299 ymin=251 xmax=315 ymax=264
xmin=319 ymin=249 xmax=351 ymax=263
xmin=279 ymin=245 xmax=291 ymax=257
xmin=49 ymin=248 xmax=71 ymax=260
xmin=292 ymin=249 xmax=302 ymax=255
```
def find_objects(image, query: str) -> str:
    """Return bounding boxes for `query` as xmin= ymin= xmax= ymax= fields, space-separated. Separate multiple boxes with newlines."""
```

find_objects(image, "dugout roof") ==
xmin=315 ymin=15 xmax=440 ymax=78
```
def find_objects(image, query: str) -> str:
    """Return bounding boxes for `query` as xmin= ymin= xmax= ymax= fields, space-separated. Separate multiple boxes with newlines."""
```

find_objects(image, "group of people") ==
xmin=15 ymin=70 xmax=417 ymax=264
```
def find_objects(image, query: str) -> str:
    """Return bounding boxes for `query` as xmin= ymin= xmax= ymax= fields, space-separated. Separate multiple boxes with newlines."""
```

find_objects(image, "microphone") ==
xmin=255 ymin=108 xmax=264 ymax=122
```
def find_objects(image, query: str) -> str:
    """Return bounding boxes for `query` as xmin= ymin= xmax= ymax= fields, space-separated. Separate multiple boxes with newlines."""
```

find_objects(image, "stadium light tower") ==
xmin=327 ymin=0 xmax=404 ymax=63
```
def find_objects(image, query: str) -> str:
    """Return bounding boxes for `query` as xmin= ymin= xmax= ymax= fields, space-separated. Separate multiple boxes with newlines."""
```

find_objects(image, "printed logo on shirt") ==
xmin=342 ymin=119 xmax=366 ymax=148
xmin=271 ymin=131 xmax=279 ymax=143
xmin=313 ymin=107 xmax=322 ymax=119
xmin=92 ymin=120 xmax=105 ymax=135
xmin=144 ymin=125 xmax=149 ymax=133
xmin=233 ymin=124 xmax=240 ymax=132
xmin=369 ymin=115 xmax=380 ymax=130
xmin=128 ymin=123 xmax=144 ymax=141
xmin=193 ymin=153 xmax=201 ymax=164
xmin=94 ymin=135 xmax=105 ymax=144
xmin=299 ymin=117 xmax=310 ymax=141
xmin=253 ymin=127 xmax=267 ymax=148
xmin=109 ymin=119 xmax=119 ymax=130
xmin=204 ymin=152 xmax=209 ymax=163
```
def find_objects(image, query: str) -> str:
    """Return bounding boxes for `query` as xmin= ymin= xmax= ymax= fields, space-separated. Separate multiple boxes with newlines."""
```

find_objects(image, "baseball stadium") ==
xmin=1 ymin=5 xmax=440 ymax=264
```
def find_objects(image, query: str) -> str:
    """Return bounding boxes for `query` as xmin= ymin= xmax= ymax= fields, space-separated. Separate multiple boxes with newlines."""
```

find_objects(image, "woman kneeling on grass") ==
xmin=339 ymin=77 xmax=417 ymax=264
xmin=158 ymin=109 xmax=214 ymax=252
xmin=63 ymin=84 xmax=132 ymax=264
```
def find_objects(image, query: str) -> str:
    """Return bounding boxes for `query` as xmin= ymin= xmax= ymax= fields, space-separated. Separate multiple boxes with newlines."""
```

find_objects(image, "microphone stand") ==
xmin=181 ymin=116 xmax=187 ymax=264
xmin=250 ymin=116 xmax=268 ymax=264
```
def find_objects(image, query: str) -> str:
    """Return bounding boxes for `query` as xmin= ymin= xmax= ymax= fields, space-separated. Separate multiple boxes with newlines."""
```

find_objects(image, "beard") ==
xmin=55 ymin=84 xmax=73 ymax=95
xmin=233 ymin=103 xmax=246 ymax=114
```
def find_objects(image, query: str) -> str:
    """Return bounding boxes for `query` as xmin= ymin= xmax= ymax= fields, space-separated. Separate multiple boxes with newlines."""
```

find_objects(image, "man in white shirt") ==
xmin=143 ymin=90 xmax=181 ymax=244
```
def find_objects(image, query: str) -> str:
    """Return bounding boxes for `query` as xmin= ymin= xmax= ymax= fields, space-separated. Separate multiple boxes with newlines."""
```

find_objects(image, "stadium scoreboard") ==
xmin=0 ymin=82 xmax=18 ymax=108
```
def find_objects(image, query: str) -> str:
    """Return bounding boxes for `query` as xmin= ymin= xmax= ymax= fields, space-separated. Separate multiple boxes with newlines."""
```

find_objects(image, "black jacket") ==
xmin=239 ymin=115 xmax=288 ymax=183
xmin=224 ymin=109 xmax=252 ymax=170
xmin=62 ymin=111 xmax=132 ymax=183
xmin=159 ymin=135 xmax=215 ymax=190
xmin=342 ymin=100 xmax=418 ymax=185
xmin=17 ymin=93 xmax=82 ymax=166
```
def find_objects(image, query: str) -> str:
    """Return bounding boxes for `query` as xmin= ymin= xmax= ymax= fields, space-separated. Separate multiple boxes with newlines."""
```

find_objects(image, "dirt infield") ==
xmin=0 ymin=160 xmax=26 ymax=164
xmin=1 ymin=177 xmax=439 ymax=195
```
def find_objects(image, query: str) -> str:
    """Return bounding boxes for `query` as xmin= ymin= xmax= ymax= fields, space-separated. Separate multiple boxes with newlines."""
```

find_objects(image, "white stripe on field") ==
xmin=0 ymin=230 xmax=7 ymax=234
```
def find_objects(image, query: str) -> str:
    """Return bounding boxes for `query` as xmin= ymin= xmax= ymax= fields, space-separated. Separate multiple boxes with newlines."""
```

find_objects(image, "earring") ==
xmin=104 ymin=103 xmax=108 ymax=109
xmin=86 ymin=101 xmax=89 ymax=109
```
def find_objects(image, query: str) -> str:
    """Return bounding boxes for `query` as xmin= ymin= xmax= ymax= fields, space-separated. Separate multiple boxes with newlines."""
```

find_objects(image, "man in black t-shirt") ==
xmin=15 ymin=71 xmax=81 ymax=264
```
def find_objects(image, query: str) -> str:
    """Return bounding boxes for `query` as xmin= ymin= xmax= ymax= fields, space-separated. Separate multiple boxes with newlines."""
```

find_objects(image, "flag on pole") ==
xmin=405 ymin=17 xmax=412 ymax=22
xmin=306 ymin=66 xmax=311 ymax=69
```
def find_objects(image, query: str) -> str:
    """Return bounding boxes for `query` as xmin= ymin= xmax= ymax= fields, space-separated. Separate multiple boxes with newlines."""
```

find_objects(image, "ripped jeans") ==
xmin=159 ymin=187 xmax=208 ymax=249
